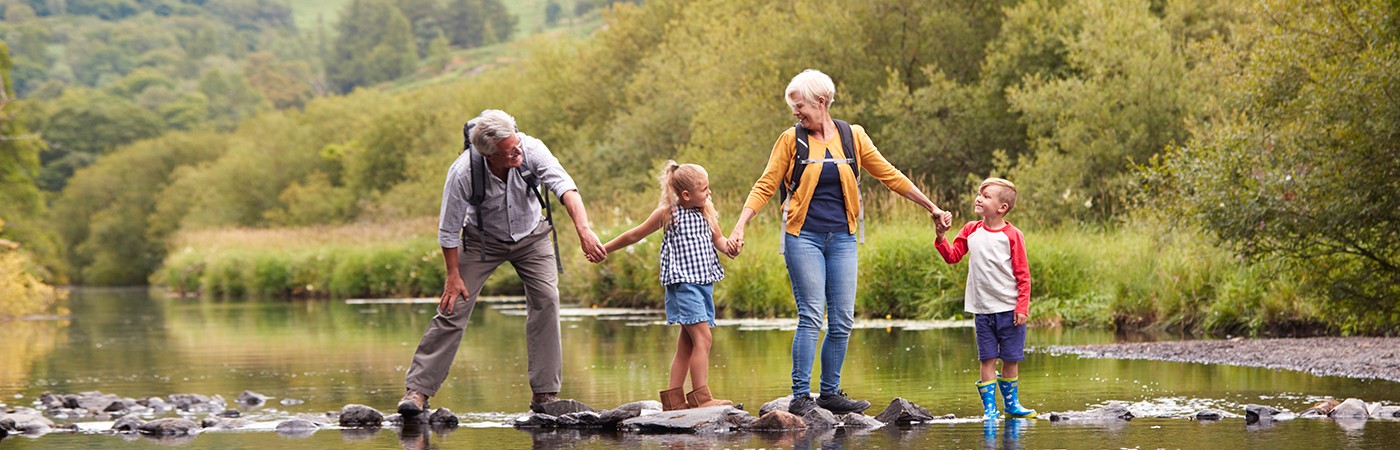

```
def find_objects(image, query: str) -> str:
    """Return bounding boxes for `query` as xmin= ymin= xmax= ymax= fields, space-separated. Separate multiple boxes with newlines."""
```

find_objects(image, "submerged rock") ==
xmin=339 ymin=404 xmax=385 ymax=427
xmin=236 ymin=391 xmax=269 ymax=407
xmin=138 ymin=418 xmax=200 ymax=436
xmin=275 ymin=418 xmax=321 ymax=436
xmin=112 ymin=415 xmax=145 ymax=432
xmin=1049 ymin=402 xmax=1134 ymax=422
xmin=1329 ymin=398 xmax=1369 ymax=419
xmin=1245 ymin=404 xmax=1282 ymax=423
xmin=428 ymin=408 xmax=459 ymax=427
xmin=873 ymin=398 xmax=936 ymax=425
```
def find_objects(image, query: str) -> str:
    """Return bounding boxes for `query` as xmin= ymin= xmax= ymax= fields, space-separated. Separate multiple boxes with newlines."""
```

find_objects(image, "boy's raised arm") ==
xmin=935 ymin=222 xmax=975 ymax=264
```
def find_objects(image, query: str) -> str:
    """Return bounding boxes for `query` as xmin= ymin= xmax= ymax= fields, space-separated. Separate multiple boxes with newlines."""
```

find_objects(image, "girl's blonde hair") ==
xmin=658 ymin=160 xmax=718 ymax=229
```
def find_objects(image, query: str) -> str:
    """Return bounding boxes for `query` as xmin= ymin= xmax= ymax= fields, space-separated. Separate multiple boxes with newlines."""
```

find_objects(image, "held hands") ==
xmin=931 ymin=208 xmax=953 ymax=235
xmin=579 ymin=228 xmax=607 ymax=263
xmin=726 ymin=228 xmax=745 ymax=257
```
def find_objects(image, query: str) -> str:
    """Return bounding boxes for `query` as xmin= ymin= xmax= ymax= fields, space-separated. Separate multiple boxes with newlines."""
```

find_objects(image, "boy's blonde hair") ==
xmin=979 ymin=178 xmax=1018 ymax=212
xmin=659 ymin=161 xmax=718 ymax=229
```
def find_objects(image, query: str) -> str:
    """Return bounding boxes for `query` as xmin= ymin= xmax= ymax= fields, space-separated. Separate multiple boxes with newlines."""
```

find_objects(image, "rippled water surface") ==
xmin=2 ymin=288 xmax=1396 ymax=449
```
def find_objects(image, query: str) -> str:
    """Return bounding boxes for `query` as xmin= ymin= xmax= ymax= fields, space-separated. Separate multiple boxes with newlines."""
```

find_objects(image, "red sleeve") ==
xmin=936 ymin=222 xmax=978 ymax=264
xmin=1006 ymin=225 xmax=1031 ymax=315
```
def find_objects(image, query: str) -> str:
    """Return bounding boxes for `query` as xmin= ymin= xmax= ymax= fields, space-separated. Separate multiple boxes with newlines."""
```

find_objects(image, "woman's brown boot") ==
xmin=684 ymin=385 xmax=734 ymax=408
xmin=659 ymin=387 xmax=690 ymax=411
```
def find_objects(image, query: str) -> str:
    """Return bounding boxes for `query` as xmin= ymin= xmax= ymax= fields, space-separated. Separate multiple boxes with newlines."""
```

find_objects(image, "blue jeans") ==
xmin=784 ymin=231 xmax=858 ymax=396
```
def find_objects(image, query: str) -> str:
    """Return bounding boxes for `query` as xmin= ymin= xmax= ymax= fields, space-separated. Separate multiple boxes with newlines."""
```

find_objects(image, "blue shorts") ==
xmin=664 ymin=283 xmax=716 ymax=327
xmin=975 ymin=311 xmax=1026 ymax=362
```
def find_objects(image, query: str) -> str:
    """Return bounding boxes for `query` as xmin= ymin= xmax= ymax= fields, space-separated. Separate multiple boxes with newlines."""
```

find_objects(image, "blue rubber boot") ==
xmin=977 ymin=380 xmax=1001 ymax=419
xmin=997 ymin=377 xmax=1038 ymax=418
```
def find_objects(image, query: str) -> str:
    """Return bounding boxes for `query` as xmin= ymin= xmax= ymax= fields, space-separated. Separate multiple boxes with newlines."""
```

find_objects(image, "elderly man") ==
xmin=397 ymin=109 xmax=607 ymax=417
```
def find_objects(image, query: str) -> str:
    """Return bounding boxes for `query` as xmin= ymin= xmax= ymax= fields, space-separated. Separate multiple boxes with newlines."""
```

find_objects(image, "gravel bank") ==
xmin=1042 ymin=337 xmax=1400 ymax=382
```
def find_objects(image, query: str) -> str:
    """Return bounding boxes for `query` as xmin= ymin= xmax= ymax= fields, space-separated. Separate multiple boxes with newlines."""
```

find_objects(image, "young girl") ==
xmin=603 ymin=161 xmax=737 ymax=410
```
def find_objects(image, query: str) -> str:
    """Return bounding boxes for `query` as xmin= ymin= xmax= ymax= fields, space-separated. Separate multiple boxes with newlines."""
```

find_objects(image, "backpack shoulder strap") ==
xmin=786 ymin=123 xmax=813 ymax=195
xmin=469 ymin=151 xmax=487 ymax=207
xmin=833 ymin=119 xmax=857 ymax=175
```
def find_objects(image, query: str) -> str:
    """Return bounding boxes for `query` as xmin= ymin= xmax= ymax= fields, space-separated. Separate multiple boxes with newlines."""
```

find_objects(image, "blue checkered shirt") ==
xmin=658 ymin=206 xmax=725 ymax=285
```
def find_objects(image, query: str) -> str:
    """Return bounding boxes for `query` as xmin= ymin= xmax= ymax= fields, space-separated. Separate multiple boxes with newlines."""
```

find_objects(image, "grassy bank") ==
xmin=156 ymin=207 xmax=1328 ymax=336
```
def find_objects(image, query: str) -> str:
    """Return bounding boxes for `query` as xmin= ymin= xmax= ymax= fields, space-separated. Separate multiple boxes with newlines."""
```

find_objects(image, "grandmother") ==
xmin=729 ymin=69 xmax=952 ymax=415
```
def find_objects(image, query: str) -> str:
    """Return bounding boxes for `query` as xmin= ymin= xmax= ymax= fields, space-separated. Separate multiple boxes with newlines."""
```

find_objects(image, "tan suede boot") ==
xmin=659 ymin=387 xmax=690 ymax=411
xmin=684 ymin=386 xmax=733 ymax=408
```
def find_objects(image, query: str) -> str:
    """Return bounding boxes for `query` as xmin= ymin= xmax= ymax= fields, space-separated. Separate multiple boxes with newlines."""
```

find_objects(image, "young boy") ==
xmin=934 ymin=178 xmax=1036 ymax=419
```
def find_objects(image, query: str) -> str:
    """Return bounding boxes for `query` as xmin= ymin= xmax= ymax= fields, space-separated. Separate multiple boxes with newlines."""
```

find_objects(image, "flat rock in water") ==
xmin=339 ymin=404 xmax=384 ymax=427
xmin=515 ymin=413 xmax=559 ymax=428
xmin=534 ymin=399 xmax=596 ymax=416
xmin=1370 ymin=405 xmax=1400 ymax=418
xmin=873 ymin=398 xmax=936 ymax=424
xmin=201 ymin=417 xmax=251 ymax=430
xmin=620 ymin=405 xmax=740 ymax=433
xmin=741 ymin=410 xmax=806 ymax=431
xmin=1049 ymin=402 xmax=1133 ymax=422
xmin=1329 ymin=398 xmax=1369 ymax=419
xmin=1195 ymin=409 xmax=1225 ymax=421
xmin=803 ymin=407 xmax=838 ymax=429
xmin=138 ymin=418 xmax=200 ymax=436
xmin=1245 ymin=404 xmax=1282 ymax=423
xmin=276 ymin=418 xmax=321 ymax=434
xmin=598 ymin=401 xmax=661 ymax=426
xmin=1300 ymin=399 xmax=1340 ymax=418
xmin=2 ymin=413 xmax=54 ymax=434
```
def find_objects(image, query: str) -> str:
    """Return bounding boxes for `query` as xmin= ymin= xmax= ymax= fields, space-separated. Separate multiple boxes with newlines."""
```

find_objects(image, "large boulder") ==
xmin=339 ymin=404 xmax=385 ymax=427
xmin=1329 ymin=398 xmax=1369 ymax=419
xmin=873 ymin=398 xmax=936 ymax=425
xmin=1048 ymin=402 xmax=1134 ymax=422
xmin=620 ymin=405 xmax=740 ymax=433
xmin=138 ymin=418 xmax=200 ymax=436
xmin=741 ymin=410 xmax=806 ymax=431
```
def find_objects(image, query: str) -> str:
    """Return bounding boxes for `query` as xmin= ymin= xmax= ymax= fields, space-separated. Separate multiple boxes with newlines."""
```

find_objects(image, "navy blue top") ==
xmin=801 ymin=150 xmax=849 ymax=233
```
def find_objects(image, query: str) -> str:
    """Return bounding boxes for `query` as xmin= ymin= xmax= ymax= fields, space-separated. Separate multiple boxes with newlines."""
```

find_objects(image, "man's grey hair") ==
xmin=785 ymin=69 xmax=836 ymax=107
xmin=469 ymin=109 xmax=518 ymax=156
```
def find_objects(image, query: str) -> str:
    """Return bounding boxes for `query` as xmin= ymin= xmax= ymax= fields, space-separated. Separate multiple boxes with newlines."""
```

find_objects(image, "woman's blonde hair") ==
xmin=658 ymin=160 xmax=718 ymax=229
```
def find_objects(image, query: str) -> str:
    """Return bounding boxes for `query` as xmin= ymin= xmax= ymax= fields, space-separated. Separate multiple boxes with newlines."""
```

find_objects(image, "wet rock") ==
xmin=725 ymin=409 xmax=760 ymax=429
xmin=112 ymin=416 xmax=145 ymax=432
xmin=2 ymin=413 xmax=53 ymax=434
xmin=597 ymin=401 xmax=661 ymax=427
xmin=1195 ymin=409 xmax=1225 ymax=421
xmin=0 ymin=427 xmax=6 ymax=439
xmin=384 ymin=413 xmax=404 ymax=425
xmin=339 ymin=404 xmax=384 ymax=427
xmin=534 ymin=399 xmax=596 ymax=416
xmin=1245 ymin=404 xmax=1282 ymax=423
xmin=236 ymin=391 xmax=268 ymax=407
xmin=1370 ymin=405 xmax=1400 ymax=418
xmin=138 ymin=418 xmax=200 ymax=436
xmin=559 ymin=410 xmax=601 ymax=427
xmin=841 ymin=413 xmax=885 ymax=429
xmin=873 ymin=398 xmax=936 ymax=425
xmin=1048 ymin=402 xmax=1134 ymax=422
xmin=803 ymin=407 xmax=838 ymax=430
xmin=428 ymin=408 xmax=459 ymax=427
xmin=1299 ymin=399 xmax=1340 ymax=418
xmin=1329 ymin=398 xmax=1369 ymax=419
xmin=620 ymin=405 xmax=740 ymax=433
xmin=761 ymin=395 xmax=795 ymax=414
xmin=144 ymin=397 xmax=169 ymax=412
xmin=275 ymin=418 xmax=320 ymax=438
xmin=37 ymin=392 xmax=63 ymax=410
xmin=515 ymin=413 xmax=560 ymax=428
xmin=217 ymin=409 xmax=240 ymax=418
xmin=200 ymin=417 xmax=251 ymax=430
xmin=742 ymin=410 xmax=806 ymax=431
xmin=295 ymin=412 xmax=335 ymax=426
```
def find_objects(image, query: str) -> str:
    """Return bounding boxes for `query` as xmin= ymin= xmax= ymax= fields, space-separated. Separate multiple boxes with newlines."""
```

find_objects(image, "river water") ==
xmin=1 ymin=288 xmax=1396 ymax=449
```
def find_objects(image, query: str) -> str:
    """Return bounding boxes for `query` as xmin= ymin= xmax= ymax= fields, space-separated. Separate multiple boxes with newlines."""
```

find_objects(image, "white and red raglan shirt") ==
xmin=935 ymin=221 xmax=1031 ymax=316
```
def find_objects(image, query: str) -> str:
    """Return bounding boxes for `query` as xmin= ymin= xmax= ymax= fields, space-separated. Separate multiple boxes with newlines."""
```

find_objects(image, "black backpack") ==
xmin=462 ymin=121 xmax=562 ymax=273
xmin=777 ymin=119 xmax=864 ymax=253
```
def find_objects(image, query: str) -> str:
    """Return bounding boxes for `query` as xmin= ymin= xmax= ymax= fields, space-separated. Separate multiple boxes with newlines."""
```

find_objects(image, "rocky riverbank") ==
xmin=1042 ymin=337 xmax=1400 ymax=382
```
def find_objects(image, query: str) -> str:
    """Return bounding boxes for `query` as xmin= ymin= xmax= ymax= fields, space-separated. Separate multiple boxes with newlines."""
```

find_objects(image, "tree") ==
xmin=1143 ymin=0 xmax=1400 ymax=334
xmin=326 ymin=0 xmax=419 ymax=93
xmin=34 ymin=88 xmax=165 ymax=192
xmin=0 ymin=42 xmax=62 ymax=279
xmin=244 ymin=51 xmax=313 ymax=110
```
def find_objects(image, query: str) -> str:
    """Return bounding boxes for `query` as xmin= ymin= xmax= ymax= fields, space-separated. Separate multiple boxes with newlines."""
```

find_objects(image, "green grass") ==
xmin=155 ymin=206 xmax=1330 ymax=336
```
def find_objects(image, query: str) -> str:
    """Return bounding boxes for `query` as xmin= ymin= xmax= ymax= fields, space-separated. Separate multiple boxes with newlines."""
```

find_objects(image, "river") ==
xmin=1 ymin=288 xmax=1396 ymax=448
